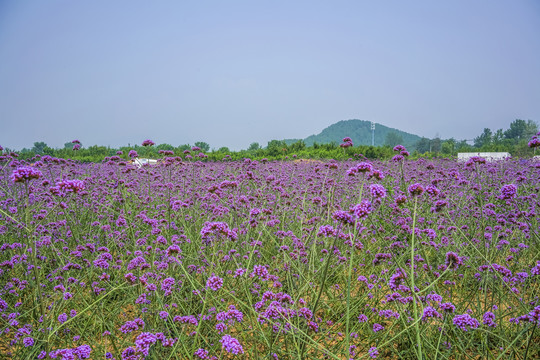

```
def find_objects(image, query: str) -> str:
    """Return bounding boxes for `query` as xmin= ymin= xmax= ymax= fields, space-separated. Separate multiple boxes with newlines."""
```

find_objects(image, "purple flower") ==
xmin=500 ymin=184 xmax=517 ymax=200
xmin=453 ymin=313 xmax=480 ymax=331
xmin=251 ymin=265 xmax=269 ymax=280
xmin=135 ymin=332 xmax=158 ymax=356
xmin=58 ymin=313 xmax=68 ymax=324
xmin=159 ymin=311 xmax=169 ymax=320
xmin=440 ymin=302 xmax=456 ymax=313
xmin=220 ymin=334 xmax=244 ymax=355
xmin=200 ymin=222 xmax=238 ymax=242
xmin=75 ymin=345 xmax=92 ymax=359
xmin=370 ymin=184 xmax=387 ymax=199
xmin=368 ymin=346 xmax=379 ymax=358
xmin=142 ymin=139 xmax=155 ymax=147
xmin=528 ymin=137 xmax=540 ymax=148
xmin=332 ymin=210 xmax=355 ymax=225
xmin=358 ymin=314 xmax=368 ymax=323
xmin=206 ymin=275 xmax=224 ymax=291
xmin=373 ymin=323 xmax=384 ymax=332
xmin=356 ymin=162 xmax=373 ymax=173
xmin=352 ymin=200 xmax=372 ymax=219
xmin=483 ymin=311 xmax=497 ymax=327
xmin=408 ymin=183 xmax=425 ymax=196
xmin=50 ymin=179 xmax=85 ymax=196
xmin=11 ymin=166 xmax=43 ymax=183
xmin=422 ymin=306 xmax=442 ymax=320
xmin=194 ymin=348 xmax=209 ymax=359
xmin=445 ymin=252 xmax=462 ymax=270
xmin=128 ymin=150 xmax=138 ymax=158
xmin=23 ymin=337 xmax=34 ymax=347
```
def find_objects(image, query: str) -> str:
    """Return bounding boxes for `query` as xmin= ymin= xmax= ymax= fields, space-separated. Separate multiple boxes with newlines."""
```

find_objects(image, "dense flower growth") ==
xmin=0 ymin=150 xmax=539 ymax=358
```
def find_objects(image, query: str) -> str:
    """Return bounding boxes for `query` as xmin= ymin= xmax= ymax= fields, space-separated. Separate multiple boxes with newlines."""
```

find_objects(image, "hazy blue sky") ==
xmin=1 ymin=0 xmax=539 ymax=151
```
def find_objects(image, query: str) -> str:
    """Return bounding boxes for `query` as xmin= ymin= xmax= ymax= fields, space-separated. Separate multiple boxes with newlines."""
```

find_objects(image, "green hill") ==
xmin=295 ymin=119 xmax=422 ymax=149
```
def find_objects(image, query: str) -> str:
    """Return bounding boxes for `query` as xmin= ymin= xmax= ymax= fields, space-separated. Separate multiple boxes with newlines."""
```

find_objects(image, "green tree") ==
xmin=525 ymin=120 xmax=539 ymax=138
xmin=493 ymin=129 xmax=504 ymax=145
xmin=266 ymin=140 xmax=287 ymax=157
xmin=32 ymin=141 xmax=48 ymax=154
xmin=441 ymin=138 xmax=456 ymax=155
xmin=248 ymin=142 xmax=261 ymax=151
xmin=474 ymin=128 xmax=492 ymax=148
xmin=289 ymin=140 xmax=306 ymax=152
xmin=384 ymin=132 xmax=404 ymax=147
xmin=156 ymin=143 xmax=174 ymax=151
xmin=194 ymin=141 xmax=210 ymax=152
xmin=504 ymin=119 xmax=528 ymax=142
xmin=415 ymin=138 xmax=430 ymax=153
xmin=431 ymin=135 xmax=442 ymax=153
xmin=176 ymin=144 xmax=191 ymax=152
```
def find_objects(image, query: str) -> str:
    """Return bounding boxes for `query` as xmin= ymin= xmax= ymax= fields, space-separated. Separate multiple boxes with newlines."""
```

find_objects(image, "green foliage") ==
xmin=32 ymin=141 xmax=48 ymax=154
xmin=247 ymin=142 xmax=261 ymax=151
xmin=194 ymin=141 xmax=210 ymax=152
xmin=11 ymin=119 xmax=539 ymax=163
xmin=384 ymin=132 xmax=403 ymax=147
xmin=474 ymin=128 xmax=492 ymax=148
xmin=303 ymin=119 xmax=422 ymax=149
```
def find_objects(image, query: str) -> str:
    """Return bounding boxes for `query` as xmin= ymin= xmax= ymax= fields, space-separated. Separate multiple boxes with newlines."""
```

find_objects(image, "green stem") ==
xmin=410 ymin=197 xmax=423 ymax=359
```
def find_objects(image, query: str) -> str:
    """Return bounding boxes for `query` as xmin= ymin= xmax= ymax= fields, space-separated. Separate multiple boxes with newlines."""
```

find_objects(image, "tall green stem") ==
xmin=410 ymin=197 xmax=423 ymax=359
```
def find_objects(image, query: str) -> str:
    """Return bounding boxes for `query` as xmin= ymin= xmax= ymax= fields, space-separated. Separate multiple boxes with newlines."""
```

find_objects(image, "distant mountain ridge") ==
xmin=284 ymin=119 xmax=422 ymax=149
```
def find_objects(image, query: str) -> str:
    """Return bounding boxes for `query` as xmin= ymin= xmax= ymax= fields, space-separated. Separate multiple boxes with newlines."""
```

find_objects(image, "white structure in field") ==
xmin=129 ymin=158 xmax=160 ymax=168
xmin=457 ymin=152 xmax=510 ymax=162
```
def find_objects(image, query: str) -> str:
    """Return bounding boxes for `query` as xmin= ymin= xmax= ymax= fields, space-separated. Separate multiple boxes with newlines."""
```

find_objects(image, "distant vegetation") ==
xmin=3 ymin=119 xmax=537 ymax=163
xmin=285 ymin=119 xmax=422 ymax=149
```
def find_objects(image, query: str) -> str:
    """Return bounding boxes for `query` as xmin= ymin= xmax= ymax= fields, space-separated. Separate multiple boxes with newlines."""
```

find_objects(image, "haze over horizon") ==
xmin=1 ymin=0 xmax=539 ymax=151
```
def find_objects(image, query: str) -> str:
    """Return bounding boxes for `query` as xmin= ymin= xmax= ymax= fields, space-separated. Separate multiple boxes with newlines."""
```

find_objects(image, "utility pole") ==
xmin=371 ymin=121 xmax=375 ymax=146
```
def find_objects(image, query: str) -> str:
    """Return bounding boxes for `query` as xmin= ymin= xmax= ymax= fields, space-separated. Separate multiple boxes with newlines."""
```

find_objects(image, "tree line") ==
xmin=4 ymin=119 xmax=537 ymax=163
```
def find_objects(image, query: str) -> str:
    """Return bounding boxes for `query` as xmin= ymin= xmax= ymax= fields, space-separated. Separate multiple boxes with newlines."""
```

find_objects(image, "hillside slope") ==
xmin=300 ymin=119 xmax=422 ymax=149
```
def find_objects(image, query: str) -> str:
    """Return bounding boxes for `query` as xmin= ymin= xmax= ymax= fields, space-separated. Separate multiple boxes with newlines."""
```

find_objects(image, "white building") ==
xmin=457 ymin=152 xmax=510 ymax=162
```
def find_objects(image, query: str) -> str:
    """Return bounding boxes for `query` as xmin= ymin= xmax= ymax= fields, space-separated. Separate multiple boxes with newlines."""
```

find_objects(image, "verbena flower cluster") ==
xmin=1 ymin=149 xmax=539 ymax=358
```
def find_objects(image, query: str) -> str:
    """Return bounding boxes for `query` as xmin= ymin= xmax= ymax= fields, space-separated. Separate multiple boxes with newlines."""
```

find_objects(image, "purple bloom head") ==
xmin=72 ymin=144 xmax=81 ymax=151
xmin=142 ymin=139 xmax=155 ymax=147
xmin=368 ymin=346 xmax=379 ymax=358
xmin=128 ymin=150 xmax=138 ymax=158
xmin=370 ymin=184 xmax=387 ymax=199
xmin=528 ymin=137 xmax=540 ymax=148
xmin=11 ymin=166 xmax=43 ymax=183
xmin=445 ymin=252 xmax=462 ymax=270
xmin=352 ymin=200 xmax=372 ymax=219
xmin=50 ymin=179 xmax=85 ymax=196
xmin=194 ymin=348 xmax=209 ymax=359
xmin=58 ymin=313 xmax=68 ymax=324
xmin=201 ymin=222 xmax=238 ymax=242
xmin=392 ymin=154 xmax=404 ymax=162
xmin=500 ymin=184 xmax=517 ymax=200
xmin=23 ymin=337 xmax=34 ymax=347
xmin=453 ymin=313 xmax=480 ymax=331
xmin=220 ymin=335 xmax=244 ymax=355
xmin=408 ymin=183 xmax=425 ymax=196
xmin=206 ymin=275 xmax=224 ymax=291
xmin=71 ymin=139 xmax=81 ymax=144
xmin=356 ymin=162 xmax=373 ymax=173
xmin=393 ymin=145 xmax=406 ymax=152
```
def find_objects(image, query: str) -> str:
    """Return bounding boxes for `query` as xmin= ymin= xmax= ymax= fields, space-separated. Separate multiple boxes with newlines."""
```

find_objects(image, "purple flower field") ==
xmin=1 ymin=151 xmax=540 ymax=359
